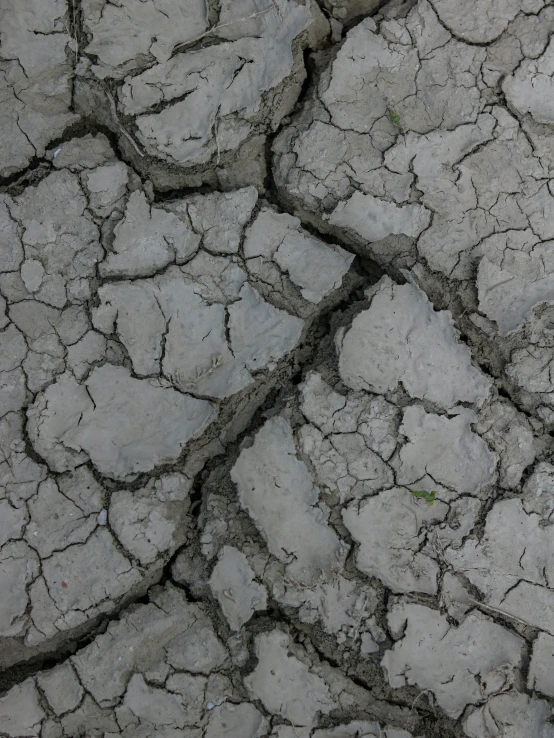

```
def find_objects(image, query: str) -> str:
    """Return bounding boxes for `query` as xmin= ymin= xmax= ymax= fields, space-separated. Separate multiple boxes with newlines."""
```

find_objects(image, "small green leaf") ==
xmin=410 ymin=490 xmax=436 ymax=505
xmin=389 ymin=110 xmax=401 ymax=127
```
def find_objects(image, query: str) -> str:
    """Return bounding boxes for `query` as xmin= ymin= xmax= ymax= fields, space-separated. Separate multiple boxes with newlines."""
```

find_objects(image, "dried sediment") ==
xmin=273 ymin=0 xmax=554 ymax=422
xmin=3 ymin=0 xmax=554 ymax=735
xmin=0 ymin=130 xmax=358 ymax=668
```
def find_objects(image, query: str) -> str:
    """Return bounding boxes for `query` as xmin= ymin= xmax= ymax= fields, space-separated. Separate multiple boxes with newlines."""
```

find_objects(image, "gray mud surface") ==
xmin=2 ymin=1 xmax=554 ymax=736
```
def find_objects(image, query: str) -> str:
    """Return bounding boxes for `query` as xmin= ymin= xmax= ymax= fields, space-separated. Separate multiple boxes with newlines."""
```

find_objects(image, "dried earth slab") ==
xmin=0 ymin=133 xmax=357 ymax=667
xmin=196 ymin=274 xmax=549 ymax=732
xmin=0 ymin=0 xmax=79 ymax=178
xmin=0 ymin=582 xmax=417 ymax=738
xmin=446 ymin=463 xmax=554 ymax=639
xmin=75 ymin=0 xmax=330 ymax=190
xmin=273 ymin=0 xmax=554 ymax=421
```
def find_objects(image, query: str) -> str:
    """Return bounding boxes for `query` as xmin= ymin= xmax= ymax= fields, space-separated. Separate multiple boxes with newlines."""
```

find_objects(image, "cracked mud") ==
xmin=2 ymin=1 xmax=554 ymax=737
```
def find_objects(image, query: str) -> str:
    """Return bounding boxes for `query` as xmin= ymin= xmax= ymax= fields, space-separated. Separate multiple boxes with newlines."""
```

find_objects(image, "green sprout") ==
xmin=410 ymin=490 xmax=436 ymax=506
xmin=388 ymin=110 xmax=401 ymax=127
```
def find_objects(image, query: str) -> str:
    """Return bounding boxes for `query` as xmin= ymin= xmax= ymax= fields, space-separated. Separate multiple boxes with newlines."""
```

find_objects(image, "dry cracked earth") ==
xmin=4 ymin=0 xmax=554 ymax=736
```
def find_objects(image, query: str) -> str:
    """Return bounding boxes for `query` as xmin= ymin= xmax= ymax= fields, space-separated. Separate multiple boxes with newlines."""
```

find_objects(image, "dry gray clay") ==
xmin=463 ymin=693 xmax=554 ymax=738
xmin=274 ymin=0 xmax=554 ymax=421
xmin=198 ymin=272 xmax=552 ymax=736
xmin=4 ymin=0 xmax=554 ymax=736
xmin=75 ymin=0 xmax=329 ymax=190
xmin=446 ymin=473 xmax=554 ymax=636
xmin=0 ymin=132 xmax=356 ymax=667
xmin=0 ymin=582 xmax=416 ymax=738
xmin=0 ymin=0 xmax=79 ymax=177
xmin=382 ymin=603 xmax=524 ymax=718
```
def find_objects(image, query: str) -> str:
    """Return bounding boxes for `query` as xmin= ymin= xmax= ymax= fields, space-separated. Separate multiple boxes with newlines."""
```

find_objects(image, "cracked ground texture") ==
xmin=2 ymin=1 xmax=554 ymax=738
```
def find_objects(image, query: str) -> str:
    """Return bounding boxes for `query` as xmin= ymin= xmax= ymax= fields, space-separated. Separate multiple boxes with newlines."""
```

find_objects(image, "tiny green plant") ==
xmin=388 ymin=110 xmax=401 ymax=127
xmin=410 ymin=490 xmax=436 ymax=506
